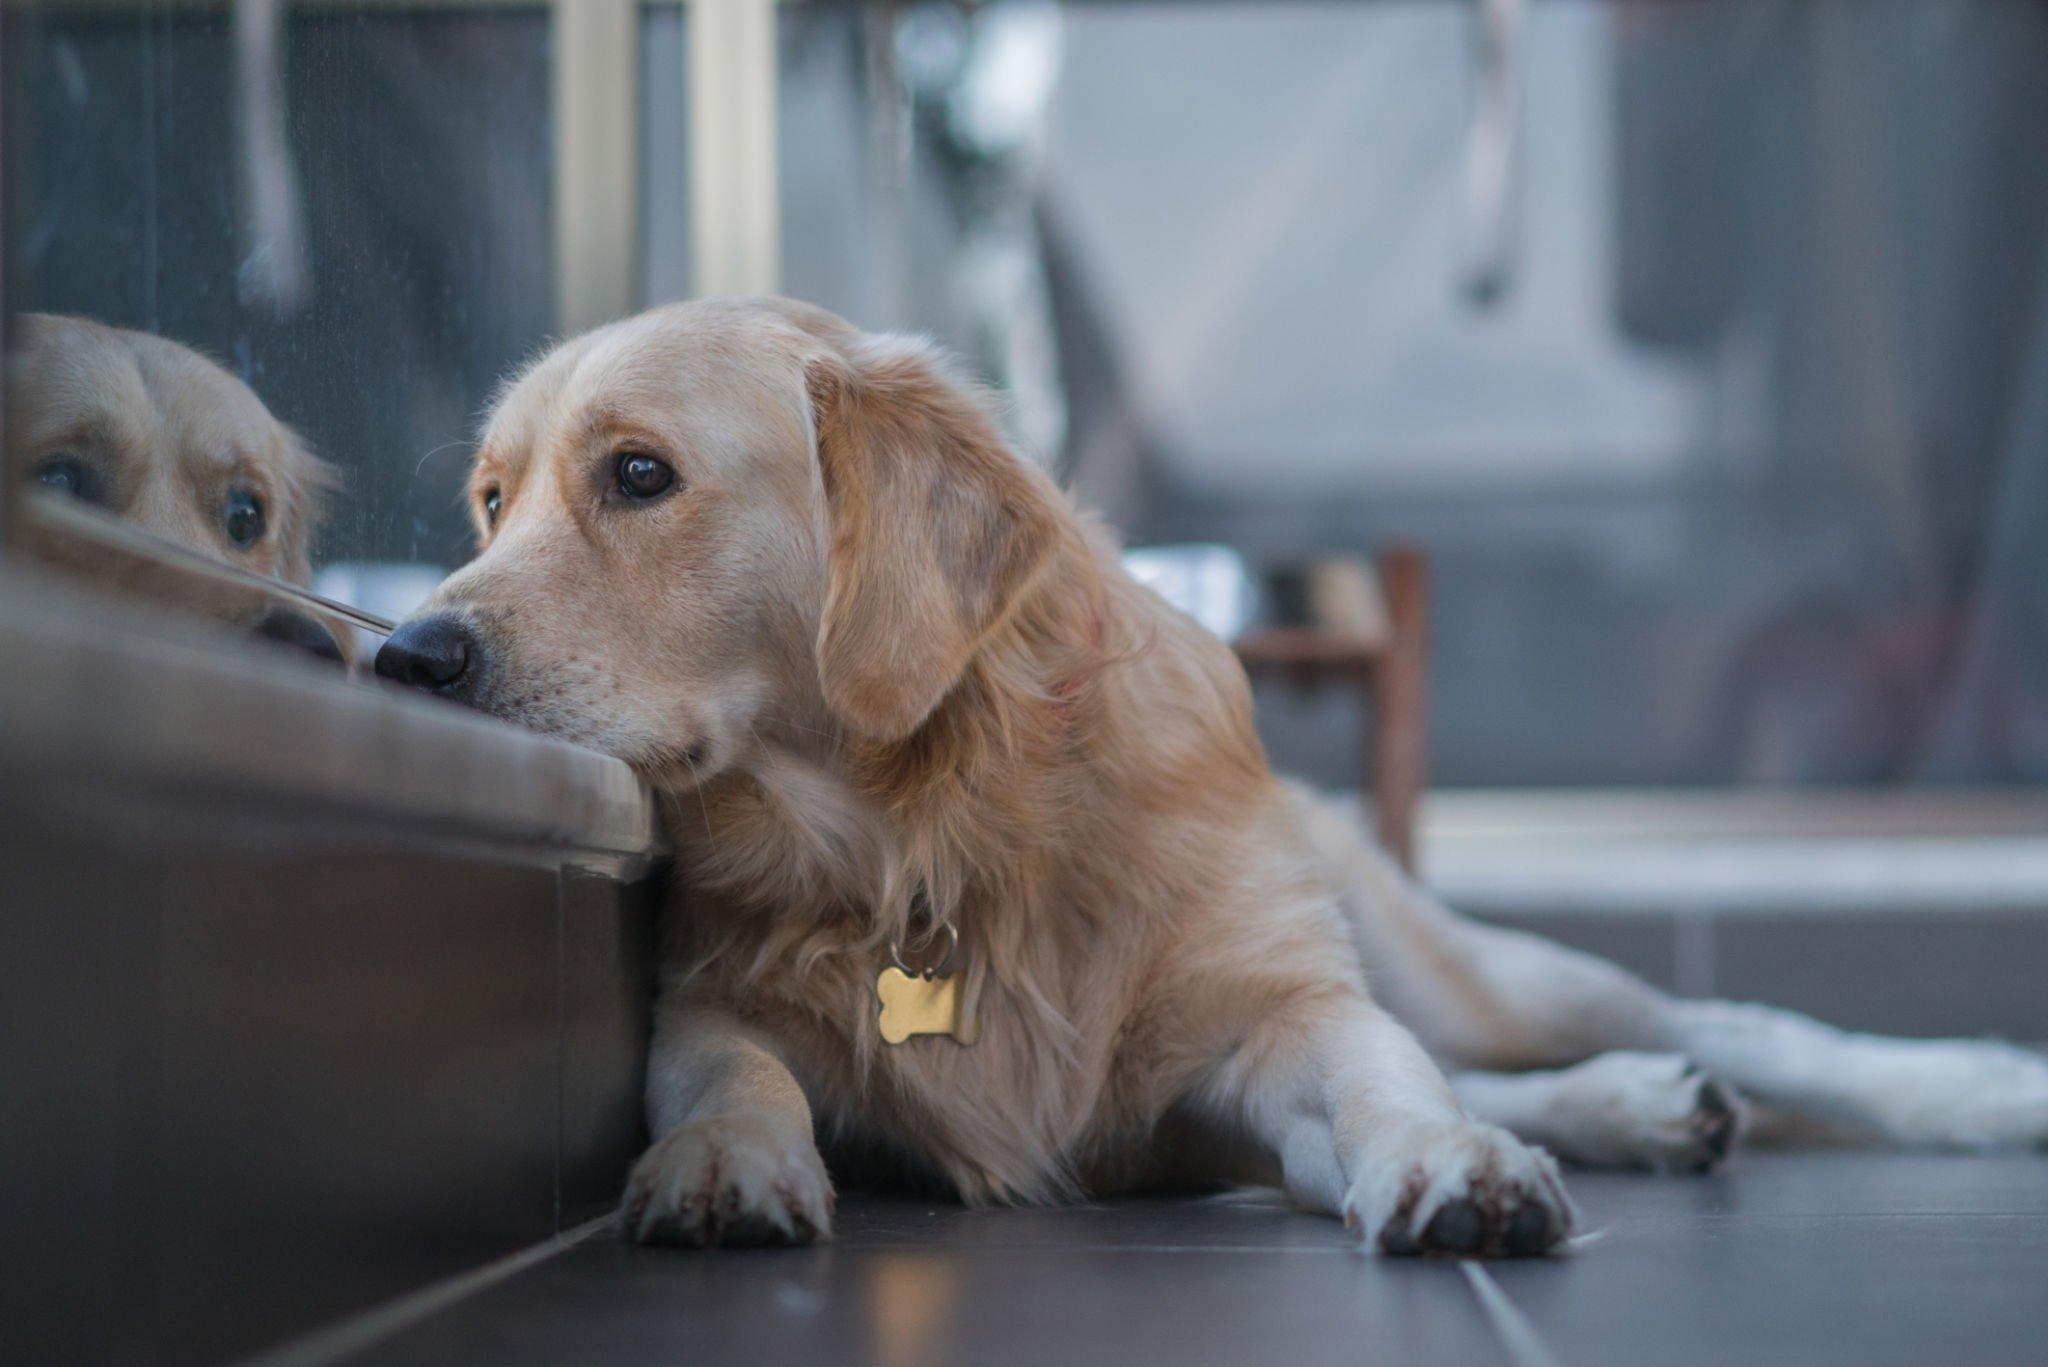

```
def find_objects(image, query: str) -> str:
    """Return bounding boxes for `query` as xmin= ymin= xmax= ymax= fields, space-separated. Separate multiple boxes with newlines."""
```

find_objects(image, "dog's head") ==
xmin=6 ymin=313 xmax=343 ymax=657
xmin=377 ymin=299 xmax=1064 ymax=784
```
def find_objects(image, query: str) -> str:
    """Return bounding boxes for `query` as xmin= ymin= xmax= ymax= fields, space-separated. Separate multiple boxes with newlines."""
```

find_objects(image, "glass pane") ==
xmin=639 ymin=2 xmax=691 ymax=309
xmin=7 ymin=0 xmax=2045 ymax=792
xmin=780 ymin=0 xmax=2048 ymax=789
xmin=6 ymin=2 xmax=551 ymax=649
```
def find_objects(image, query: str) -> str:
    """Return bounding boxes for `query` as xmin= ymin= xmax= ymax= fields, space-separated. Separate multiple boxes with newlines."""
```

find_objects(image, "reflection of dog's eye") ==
xmin=483 ymin=488 xmax=501 ymax=528
xmin=223 ymin=487 xmax=266 ymax=548
xmin=36 ymin=455 xmax=101 ymax=503
xmin=615 ymin=452 xmax=675 ymax=501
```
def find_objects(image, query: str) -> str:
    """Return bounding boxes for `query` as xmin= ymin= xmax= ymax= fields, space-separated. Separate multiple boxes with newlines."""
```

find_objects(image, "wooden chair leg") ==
xmin=1368 ymin=544 xmax=1429 ymax=874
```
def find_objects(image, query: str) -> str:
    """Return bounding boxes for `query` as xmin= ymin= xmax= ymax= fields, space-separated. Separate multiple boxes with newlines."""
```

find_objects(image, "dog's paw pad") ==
xmin=1349 ymin=1122 xmax=1575 ymax=1259
xmin=1690 ymin=1076 xmax=1742 ymax=1170
xmin=1421 ymin=1200 xmax=1486 ymax=1255
xmin=1504 ymin=1200 xmax=1559 ymax=1256
xmin=622 ymin=1115 xmax=834 ymax=1249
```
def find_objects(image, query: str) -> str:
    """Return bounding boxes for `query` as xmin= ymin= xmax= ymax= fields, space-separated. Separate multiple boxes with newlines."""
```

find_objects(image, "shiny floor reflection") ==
xmin=352 ymin=1152 xmax=2048 ymax=1367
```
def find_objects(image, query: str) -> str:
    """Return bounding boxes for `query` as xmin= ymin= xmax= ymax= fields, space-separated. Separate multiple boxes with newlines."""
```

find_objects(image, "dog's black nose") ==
xmin=252 ymin=607 xmax=345 ymax=664
xmin=375 ymin=614 xmax=477 ymax=696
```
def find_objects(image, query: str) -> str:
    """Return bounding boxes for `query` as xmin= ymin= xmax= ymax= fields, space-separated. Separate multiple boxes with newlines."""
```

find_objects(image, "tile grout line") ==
xmin=227 ymin=1213 xmax=617 ymax=1367
xmin=1460 ymin=1263 xmax=1565 ymax=1367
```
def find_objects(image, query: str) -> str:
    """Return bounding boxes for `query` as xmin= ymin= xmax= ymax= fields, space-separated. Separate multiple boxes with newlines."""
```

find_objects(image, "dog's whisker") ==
xmin=410 ymin=437 xmax=475 ymax=483
xmin=670 ymin=747 xmax=718 ymax=855
xmin=762 ymin=715 xmax=840 ymax=746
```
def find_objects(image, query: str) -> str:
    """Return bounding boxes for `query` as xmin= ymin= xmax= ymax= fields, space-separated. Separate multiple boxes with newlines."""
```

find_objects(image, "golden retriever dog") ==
xmin=6 ymin=313 xmax=344 ymax=660
xmin=376 ymin=299 xmax=2048 ymax=1257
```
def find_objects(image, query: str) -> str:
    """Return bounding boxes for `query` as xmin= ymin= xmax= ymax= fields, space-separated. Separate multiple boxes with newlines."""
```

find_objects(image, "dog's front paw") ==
xmin=1345 ymin=1121 xmax=1574 ymax=1258
xmin=623 ymin=1114 xmax=834 ymax=1247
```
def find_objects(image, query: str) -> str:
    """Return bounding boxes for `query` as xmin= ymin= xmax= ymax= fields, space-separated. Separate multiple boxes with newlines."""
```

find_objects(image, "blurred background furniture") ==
xmin=1235 ymin=545 xmax=1430 ymax=873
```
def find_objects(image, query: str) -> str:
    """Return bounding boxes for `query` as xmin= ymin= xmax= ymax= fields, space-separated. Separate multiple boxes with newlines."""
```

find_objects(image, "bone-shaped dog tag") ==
xmin=876 ymin=967 xmax=978 ymax=1045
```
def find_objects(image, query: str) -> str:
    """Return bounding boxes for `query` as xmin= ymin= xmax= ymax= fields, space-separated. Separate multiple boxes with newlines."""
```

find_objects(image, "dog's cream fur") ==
xmin=398 ymin=299 xmax=2048 ymax=1257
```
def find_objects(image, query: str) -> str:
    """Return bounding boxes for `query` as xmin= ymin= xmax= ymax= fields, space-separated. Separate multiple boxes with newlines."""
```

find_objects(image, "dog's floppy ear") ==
xmin=806 ymin=336 xmax=1061 ymax=742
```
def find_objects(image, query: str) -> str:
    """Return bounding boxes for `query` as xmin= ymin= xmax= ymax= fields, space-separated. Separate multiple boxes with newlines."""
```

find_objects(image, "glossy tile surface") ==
xmin=1495 ymin=1154 xmax=2048 ymax=1366
xmin=355 ymin=1153 xmax=2048 ymax=1366
xmin=363 ymin=1194 xmax=1501 ymax=1367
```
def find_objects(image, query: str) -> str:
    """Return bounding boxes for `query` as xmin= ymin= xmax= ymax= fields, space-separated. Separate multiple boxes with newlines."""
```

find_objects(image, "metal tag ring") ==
xmin=888 ymin=919 xmax=959 ymax=980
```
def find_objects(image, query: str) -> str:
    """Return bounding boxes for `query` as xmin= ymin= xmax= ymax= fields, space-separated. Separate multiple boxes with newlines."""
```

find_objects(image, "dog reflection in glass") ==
xmin=5 ymin=313 xmax=345 ymax=660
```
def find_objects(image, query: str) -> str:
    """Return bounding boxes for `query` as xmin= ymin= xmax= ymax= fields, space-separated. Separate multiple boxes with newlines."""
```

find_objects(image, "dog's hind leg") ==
xmin=1292 ymin=787 xmax=1672 ymax=1072
xmin=1658 ymin=999 xmax=2048 ymax=1149
xmin=1451 ymin=1053 xmax=1744 ymax=1171
xmin=1295 ymin=786 xmax=2048 ymax=1151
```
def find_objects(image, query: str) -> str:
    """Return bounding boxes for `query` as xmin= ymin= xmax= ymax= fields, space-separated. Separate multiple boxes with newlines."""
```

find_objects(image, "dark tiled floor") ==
xmin=354 ymin=1153 xmax=2048 ymax=1366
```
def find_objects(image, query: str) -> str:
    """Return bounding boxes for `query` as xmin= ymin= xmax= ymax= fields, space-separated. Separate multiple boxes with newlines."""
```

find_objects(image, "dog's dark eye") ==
xmin=482 ymin=487 xmax=502 ymax=528
xmin=615 ymin=452 xmax=675 ymax=501
xmin=223 ymin=486 xmax=266 ymax=548
xmin=35 ymin=454 xmax=101 ymax=504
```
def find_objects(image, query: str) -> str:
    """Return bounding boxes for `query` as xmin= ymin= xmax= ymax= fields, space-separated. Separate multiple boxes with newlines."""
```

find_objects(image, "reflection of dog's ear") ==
xmin=806 ymin=337 xmax=1061 ymax=742
xmin=273 ymin=429 xmax=337 ymax=589
xmin=269 ymin=432 xmax=356 ymax=668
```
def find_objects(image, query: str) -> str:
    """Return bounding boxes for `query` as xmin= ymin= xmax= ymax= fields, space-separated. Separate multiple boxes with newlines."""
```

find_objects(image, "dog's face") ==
xmin=406 ymin=303 xmax=833 ymax=777
xmin=380 ymin=299 xmax=1061 ymax=785
xmin=7 ymin=313 xmax=328 ymax=588
xmin=7 ymin=314 xmax=344 ymax=657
